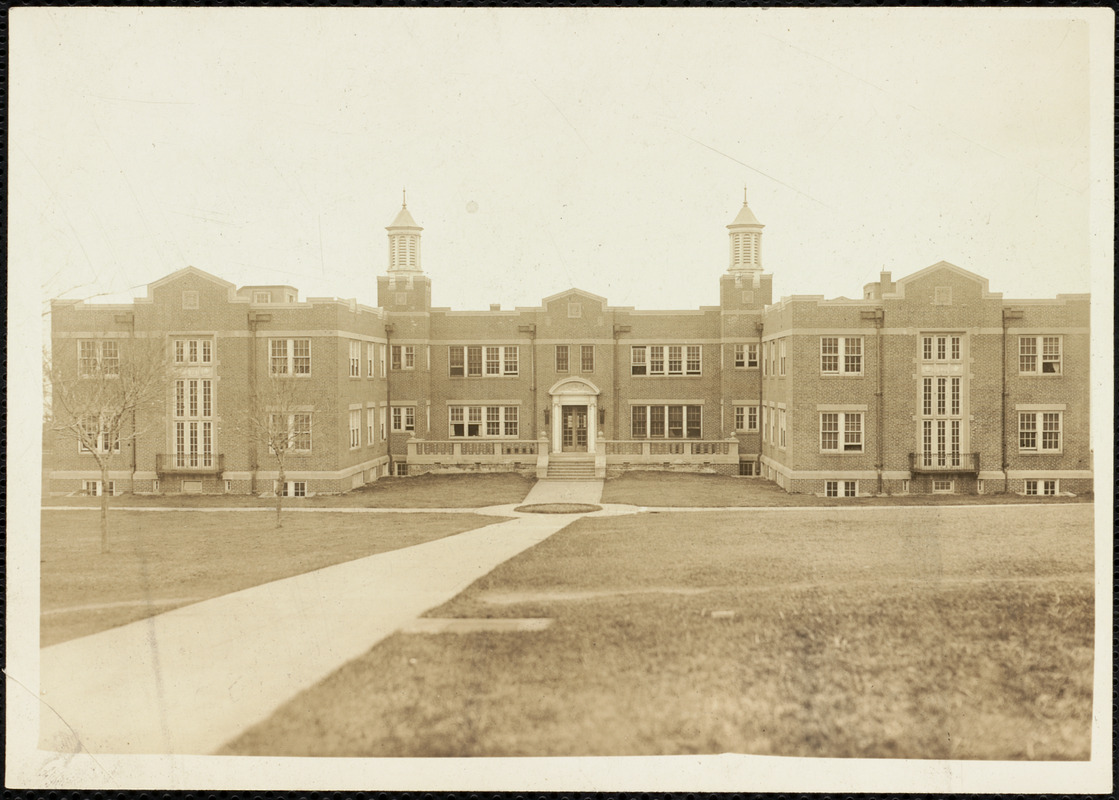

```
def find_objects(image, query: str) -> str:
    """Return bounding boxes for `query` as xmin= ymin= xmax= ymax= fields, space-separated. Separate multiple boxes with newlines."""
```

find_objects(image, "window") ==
xmin=181 ymin=290 xmax=199 ymax=309
xmin=349 ymin=409 xmax=361 ymax=448
xmin=733 ymin=343 xmax=759 ymax=369
xmin=449 ymin=345 xmax=518 ymax=377
xmin=631 ymin=405 xmax=702 ymax=439
xmin=921 ymin=334 xmax=962 ymax=362
xmin=269 ymin=339 xmax=310 ymax=375
xmin=349 ymin=341 xmax=361 ymax=377
xmin=173 ymin=379 xmax=213 ymax=467
xmin=449 ymin=406 xmax=519 ymax=438
xmin=173 ymin=338 xmax=213 ymax=366
xmin=738 ymin=461 xmax=756 ymax=476
xmin=79 ymin=340 xmax=120 ymax=376
xmin=268 ymin=413 xmax=311 ymax=454
xmin=820 ymin=337 xmax=862 ymax=375
xmin=1025 ymin=479 xmax=1059 ymax=496
xmin=932 ymin=479 xmax=954 ymax=494
xmin=392 ymin=406 xmax=415 ymax=432
xmin=253 ymin=291 xmax=272 ymax=304
xmin=367 ymin=408 xmax=376 ymax=445
xmin=379 ymin=406 xmax=387 ymax=440
xmin=78 ymin=414 xmax=121 ymax=454
xmin=629 ymin=345 xmax=702 ymax=376
xmin=379 ymin=345 xmax=386 ymax=376
xmin=778 ymin=408 xmax=787 ymax=448
xmin=734 ymin=406 xmax=759 ymax=432
xmin=225 ymin=479 xmax=233 ymax=493
xmin=365 ymin=344 xmax=374 ymax=377
xmin=825 ymin=480 xmax=857 ymax=498
xmin=555 ymin=345 xmax=569 ymax=372
xmin=820 ymin=412 xmax=863 ymax=452
xmin=84 ymin=480 xmax=115 ymax=496
xmin=1019 ymin=336 xmax=1062 ymax=375
xmin=581 ymin=345 xmax=595 ymax=373
xmin=1019 ymin=411 xmax=1062 ymax=452
xmin=778 ymin=340 xmax=787 ymax=376
xmin=394 ymin=462 xmax=409 ymax=477
xmin=277 ymin=480 xmax=307 ymax=497
xmin=391 ymin=345 xmax=415 ymax=371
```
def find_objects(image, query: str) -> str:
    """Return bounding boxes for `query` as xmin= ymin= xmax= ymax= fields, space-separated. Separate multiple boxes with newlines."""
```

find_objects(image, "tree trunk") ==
xmin=275 ymin=463 xmax=284 ymax=529
xmin=100 ymin=460 xmax=110 ymax=554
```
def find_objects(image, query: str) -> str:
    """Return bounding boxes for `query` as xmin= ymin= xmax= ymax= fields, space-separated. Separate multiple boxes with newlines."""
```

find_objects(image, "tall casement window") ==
xmin=629 ymin=345 xmax=702 ymax=376
xmin=391 ymin=345 xmax=415 ymax=371
xmin=366 ymin=408 xmax=376 ymax=444
xmin=1019 ymin=411 xmax=1062 ymax=453
xmin=734 ymin=406 xmax=759 ymax=432
xmin=820 ymin=337 xmax=863 ymax=375
xmin=733 ymin=343 xmax=759 ymax=368
xmin=1019 ymin=336 xmax=1062 ymax=375
xmin=391 ymin=406 xmax=416 ymax=432
xmin=448 ymin=405 xmax=519 ymax=437
xmin=920 ymin=376 xmax=963 ymax=467
xmin=819 ymin=412 xmax=863 ymax=452
xmin=270 ymin=413 xmax=312 ymax=453
xmin=270 ymin=339 xmax=311 ymax=375
xmin=555 ymin=345 xmax=570 ymax=373
xmin=778 ymin=407 xmax=787 ymax=447
xmin=173 ymin=378 xmax=213 ymax=467
xmin=631 ymin=405 xmax=702 ymax=439
xmin=448 ymin=345 xmax=519 ymax=377
xmin=79 ymin=340 xmax=121 ymax=376
xmin=366 ymin=344 xmax=375 ymax=378
xmin=581 ymin=345 xmax=596 ymax=373
xmin=778 ymin=339 xmax=787 ymax=376
xmin=379 ymin=345 xmax=387 ymax=376
xmin=349 ymin=341 xmax=361 ymax=378
xmin=922 ymin=334 xmax=962 ymax=362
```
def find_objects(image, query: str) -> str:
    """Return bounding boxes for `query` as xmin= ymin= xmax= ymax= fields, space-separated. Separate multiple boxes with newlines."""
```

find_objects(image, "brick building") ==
xmin=47 ymin=192 xmax=1091 ymax=497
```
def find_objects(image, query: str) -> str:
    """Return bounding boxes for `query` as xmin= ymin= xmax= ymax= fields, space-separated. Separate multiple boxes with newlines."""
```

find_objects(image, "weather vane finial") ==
xmin=743 ymin=184 xmax=748 ymax=204
xmin=402 ymin=187 xmax=407 ymax=208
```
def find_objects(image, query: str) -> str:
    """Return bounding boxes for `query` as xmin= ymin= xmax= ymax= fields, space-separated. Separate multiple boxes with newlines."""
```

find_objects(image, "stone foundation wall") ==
xmin=405 ymin=462 xmax=537 ymax=478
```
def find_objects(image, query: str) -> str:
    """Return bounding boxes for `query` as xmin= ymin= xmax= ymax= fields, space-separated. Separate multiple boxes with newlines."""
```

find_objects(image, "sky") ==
xmin=12 ymin=7 xmax=1106 ymax=317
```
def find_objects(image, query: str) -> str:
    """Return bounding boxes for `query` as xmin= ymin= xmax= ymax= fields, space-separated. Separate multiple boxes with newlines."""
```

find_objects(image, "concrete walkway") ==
xmin=520 ymin=478 xmax=604 ymax=505
xmin=39 ymin=513 xmax=577 ymax=755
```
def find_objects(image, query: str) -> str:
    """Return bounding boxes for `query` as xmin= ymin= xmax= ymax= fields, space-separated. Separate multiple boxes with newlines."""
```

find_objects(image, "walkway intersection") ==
xmin=39 ymin=479 xmax=605 ymax=755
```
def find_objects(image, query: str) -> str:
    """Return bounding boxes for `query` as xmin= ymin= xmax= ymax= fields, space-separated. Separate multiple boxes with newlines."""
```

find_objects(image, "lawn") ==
xmin=44 ymin=472 xmax=535 ymax=509
xmin=601 ymin=471 xmax=1093 ymax=507
xmin=222 ymin=504 xmax=1095 ymax=760
xmin=41 ymin=509 xmax=503 ymax=646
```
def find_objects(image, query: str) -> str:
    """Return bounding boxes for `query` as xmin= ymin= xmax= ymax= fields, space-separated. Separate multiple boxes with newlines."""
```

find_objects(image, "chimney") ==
xmin=490 ymin=303 xmax=501 ymax=311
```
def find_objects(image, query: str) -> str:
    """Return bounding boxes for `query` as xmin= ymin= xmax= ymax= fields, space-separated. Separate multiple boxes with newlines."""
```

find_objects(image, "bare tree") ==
xmin=230 ymin=372 xmax=309 ymax=529
xmin=46 ymin=338 xmax=172 ymax=553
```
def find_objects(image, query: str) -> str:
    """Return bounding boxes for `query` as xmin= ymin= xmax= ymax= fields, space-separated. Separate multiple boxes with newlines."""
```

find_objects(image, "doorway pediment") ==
xmin=548 ymin=377 xmax=602 ymax=396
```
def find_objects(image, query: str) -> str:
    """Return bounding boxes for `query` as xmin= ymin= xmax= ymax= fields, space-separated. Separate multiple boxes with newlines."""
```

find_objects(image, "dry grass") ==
xmin=222 ymin=504 xmax=1094 ymax=760
xmin=44 ymin=472 xmax=535 ymax=509
xmin=41 ymin=510 xmax=501 ymax=646
xmin=602 ymin=471 xmax=1092 ymax=507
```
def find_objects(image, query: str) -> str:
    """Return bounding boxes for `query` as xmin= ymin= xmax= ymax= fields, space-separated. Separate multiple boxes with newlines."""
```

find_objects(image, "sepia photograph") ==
xmin=7 ymin=6 xmax=1113 ymax=793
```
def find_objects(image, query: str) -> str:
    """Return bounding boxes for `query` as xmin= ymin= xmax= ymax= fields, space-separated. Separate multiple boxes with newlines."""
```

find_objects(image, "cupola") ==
xmin=727 ymin=186 xmax=764 ymax=274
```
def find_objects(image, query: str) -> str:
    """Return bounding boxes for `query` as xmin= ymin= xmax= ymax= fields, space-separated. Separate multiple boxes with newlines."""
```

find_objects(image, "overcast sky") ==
xmin=12 ymin=8 xmax=1106 ymax=314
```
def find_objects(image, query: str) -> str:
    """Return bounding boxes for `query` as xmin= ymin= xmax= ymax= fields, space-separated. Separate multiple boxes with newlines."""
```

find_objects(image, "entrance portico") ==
xmin=548 ymin=378 xmax=601 ymax=455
